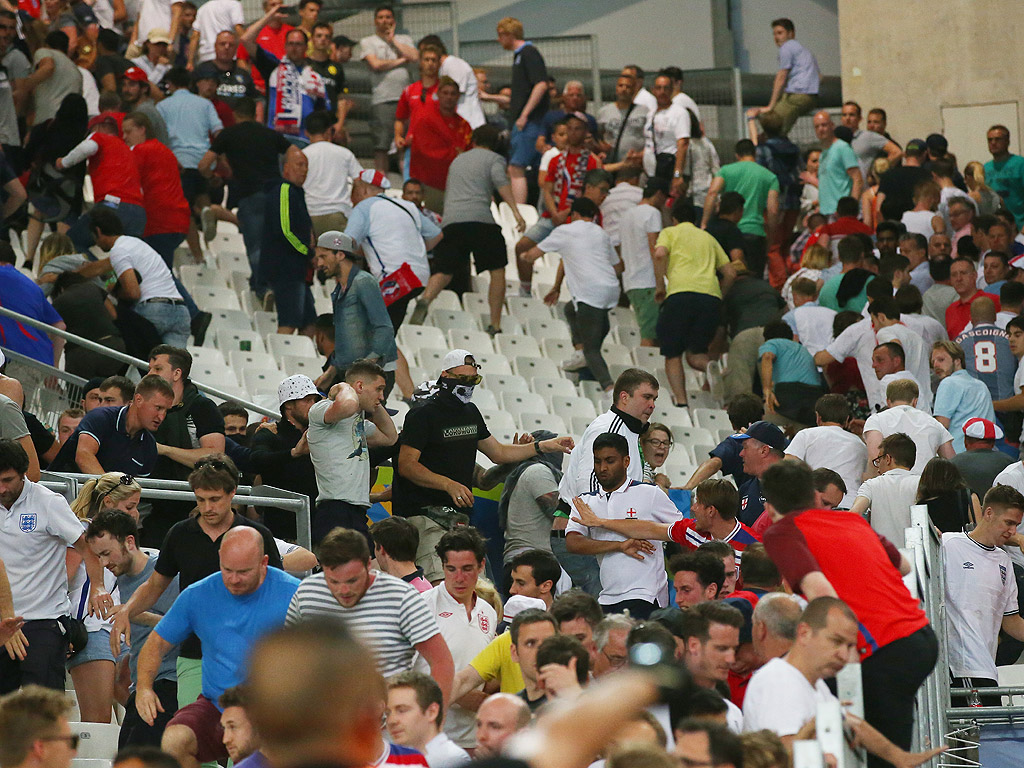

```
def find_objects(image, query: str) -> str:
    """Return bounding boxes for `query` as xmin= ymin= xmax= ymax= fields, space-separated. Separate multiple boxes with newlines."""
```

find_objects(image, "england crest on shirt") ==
xmin=19 ymin=513 xmax=37 ymax=532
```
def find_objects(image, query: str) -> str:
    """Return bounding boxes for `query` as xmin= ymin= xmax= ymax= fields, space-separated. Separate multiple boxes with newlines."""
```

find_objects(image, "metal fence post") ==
xmin=449 ymin=1 xmax=459 ymax=58
xmin=589 ymin=34 xmax=601 ymax=108
xmin=732 ymin=66 xmax=744 ymax=142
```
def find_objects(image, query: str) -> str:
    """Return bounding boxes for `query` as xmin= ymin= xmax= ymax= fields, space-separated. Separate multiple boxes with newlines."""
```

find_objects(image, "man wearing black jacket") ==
xmin=248 ymin=375 xmax=319 ymax=540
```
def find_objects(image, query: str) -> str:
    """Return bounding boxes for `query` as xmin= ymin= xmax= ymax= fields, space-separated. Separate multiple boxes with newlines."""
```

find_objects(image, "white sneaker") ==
xmin=561 ymin=350 xmax=587 ymax=372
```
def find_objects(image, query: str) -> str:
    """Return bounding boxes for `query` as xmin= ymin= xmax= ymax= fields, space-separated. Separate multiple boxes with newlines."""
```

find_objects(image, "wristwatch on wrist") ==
xmin=534 ymin=441 xmax=543 ymax=456
xmin=673 ymin=170 xmax=682 ymax=179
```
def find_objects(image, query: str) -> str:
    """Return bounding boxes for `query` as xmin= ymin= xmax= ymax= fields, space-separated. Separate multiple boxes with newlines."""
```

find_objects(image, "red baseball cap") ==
xmin=88 ymin=111 xmax=124 ymax=137
xmin=123 ymin=66 xmax=149 ymax=84
xmin=963 ymin=417 xmax=1003 ymax=441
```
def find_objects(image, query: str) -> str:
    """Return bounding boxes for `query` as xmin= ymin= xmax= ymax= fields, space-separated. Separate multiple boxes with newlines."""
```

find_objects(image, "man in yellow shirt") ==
xmin=653 ymin=198 xmax=737 ymax=407
xmin=449 ymin=600 xmax=554 ymax=701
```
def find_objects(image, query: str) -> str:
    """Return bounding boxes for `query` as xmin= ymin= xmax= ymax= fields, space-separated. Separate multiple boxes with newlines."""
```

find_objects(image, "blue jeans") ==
xmin=269 ymin=279 xmax=316 ymax=329
xmin=135 ymin=301 xmax=191 ymax=347
xmin=142 ymin=233 xmax=200 ymax=320
xmin=236 ymin=192 xmax=267 ymax=294
xmin=549 ymin=532 xmax=601 ymax=598
xmin=68 ymin=201 xmax=147 ymax=250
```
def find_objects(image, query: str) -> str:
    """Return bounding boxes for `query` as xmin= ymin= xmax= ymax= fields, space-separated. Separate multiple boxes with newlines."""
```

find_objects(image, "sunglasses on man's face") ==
xmin=194 ymin=458 xmax=230 ymax=471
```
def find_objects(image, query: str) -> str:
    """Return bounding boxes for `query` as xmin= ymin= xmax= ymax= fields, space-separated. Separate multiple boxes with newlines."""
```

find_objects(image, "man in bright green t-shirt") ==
xmin=701 ymin=138 xmax=779 ymax=279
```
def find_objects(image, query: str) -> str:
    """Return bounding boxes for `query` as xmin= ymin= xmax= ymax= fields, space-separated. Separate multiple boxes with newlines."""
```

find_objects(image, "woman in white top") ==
xmin=781 ymin=243 xmax=829 ymax=310
xmin=683 ymin=111 xmax=719 ymax=218
xmin=67 ymin=472 xmax=142 ymax=722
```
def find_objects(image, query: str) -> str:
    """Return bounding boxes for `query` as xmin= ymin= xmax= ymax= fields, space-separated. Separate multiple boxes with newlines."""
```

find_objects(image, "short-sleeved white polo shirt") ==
xmin=416 ymin=583 xmax=496 ymax=747
xmin=0 ymin=479 xmax=85 ymax=619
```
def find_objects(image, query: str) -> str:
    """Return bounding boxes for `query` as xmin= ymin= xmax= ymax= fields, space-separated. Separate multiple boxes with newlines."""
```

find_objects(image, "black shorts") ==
xmin=433 ymin=222 xmax=508 ymax=275
xmin=387 ymin=286 xmax=425 ymax=332
xmin=180 ymin=169 xmax=210 ymax=207
xmin=656 ymin=291 xmax=721 ymax=358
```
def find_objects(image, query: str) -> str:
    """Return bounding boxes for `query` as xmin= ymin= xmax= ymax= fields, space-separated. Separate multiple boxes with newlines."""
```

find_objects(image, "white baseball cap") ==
xmin=440 ymin=349 xmax=477 ymax=373
xmin=277 ymin=374 xmax=319 ymax=409
xmin=0 ymin=350 xmax=5 ymax=369
xmin=502 ymin=595 xmax=546 ymax=623
xmin=316 ymin=230 xmax=357 ymax=254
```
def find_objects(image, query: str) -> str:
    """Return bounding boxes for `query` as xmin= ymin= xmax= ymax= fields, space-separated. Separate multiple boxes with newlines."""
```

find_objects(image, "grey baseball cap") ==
xmin=316 ymin=231 xmax=357 ymax=254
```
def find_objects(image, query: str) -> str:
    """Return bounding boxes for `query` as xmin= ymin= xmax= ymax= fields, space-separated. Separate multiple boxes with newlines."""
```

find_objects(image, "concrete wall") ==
xmin=449 ymin=0 xmax=839 ymax=74
xmin=731 ymin=0 xmax=840 ymax=76
xmin=837 ymin=0 xmax=1024 ymax=164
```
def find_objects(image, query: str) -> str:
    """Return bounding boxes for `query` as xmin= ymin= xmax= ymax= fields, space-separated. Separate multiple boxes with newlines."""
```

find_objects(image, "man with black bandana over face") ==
xmin=393 ymin=349 xmax=575 ymax=583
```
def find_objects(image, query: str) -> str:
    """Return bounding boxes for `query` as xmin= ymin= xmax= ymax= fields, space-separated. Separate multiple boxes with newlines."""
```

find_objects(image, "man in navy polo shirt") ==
xmin=48 ymin=374 xmax=174 ymax=476
xmin=732 ymin=421 xmax=788 ymax=535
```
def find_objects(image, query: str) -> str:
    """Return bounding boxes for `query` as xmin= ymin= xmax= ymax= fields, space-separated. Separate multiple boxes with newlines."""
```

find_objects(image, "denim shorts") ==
xmin=509 ymin=120 xmax=543 ymax=168
xmin=522 ymin=216 xmax=554 ymax=246
xmin=66 ymin=628 xmax=114 ymax=670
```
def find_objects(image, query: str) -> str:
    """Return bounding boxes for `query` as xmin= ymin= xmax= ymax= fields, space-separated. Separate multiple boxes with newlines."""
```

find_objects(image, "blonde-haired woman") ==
xmin=861 ymin=156 xmax=889 ymax=230
xmin=36 ymin=232 xmax=94 ymax=296
xmin=67 ymin=472 xmax=141 ymax=722
xmin=781 ymin=243 xmax=830 ymax=310
xmin=965 ymin=161 xmax=1002 ymax=216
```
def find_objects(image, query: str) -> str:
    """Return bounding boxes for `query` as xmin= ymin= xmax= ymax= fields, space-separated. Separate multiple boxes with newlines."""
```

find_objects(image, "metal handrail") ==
xmin=44 ymin=471 xmax=312 ymax=551
xmin=0 ymin=305 xmax=278 ymax=417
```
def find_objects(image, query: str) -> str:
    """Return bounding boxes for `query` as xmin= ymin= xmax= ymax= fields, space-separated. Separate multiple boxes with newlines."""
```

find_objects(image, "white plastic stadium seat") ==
xmin=472 ymin=388 xmax=499 ymax=410
xmin=672 ymin=426 xmax=716 ymax=446
xmin=70 ymin=722 xmax=120 ymax=759
xmin=398 ymin=325 xmax=446 ymax=350
xmin=633 ymin=347 xmax=661 ymax=369
xmin=193 ymin=287 xmax=242 ymax=311
xmin=550 ymin=394 xmax=597 ymax=420
xmin=461 ymin=292 xmax=492 ymax=316
xmin=482 ymin=373 xmax=529 ymax=396
xmin=215 ymin=327 xmax=266 ymax=354
xmin=447 ymin=328 xmax=493 ymax=354
xmin=431 ymin=290 xmax=463 ymax=311
xmin=496 ymin=335 xmax=541 ymax=358
xmin=479 ymin=409 xmax=517 ymax=433
xmin=474 ymin=351 xmax=512 ymax=375
xmin=266 ymin=334 xmax=318 ymax=362
xmin=601 ymin=344 xmax=634 ymax=367
xmin=208 ymin=309 xmax=253 ymax=331
xmin=252 ymin=311 xmax=278 ymax=338
xmin=242 ymin=369 xmax=280 ymax=395
xmin=415 ymin=347 xmax=448 ymax=371
xmin=513 ymin=356 xmax=560 ymax=379
xmin=518 ymin=412 xmax=566 ymax=434
xmin=280 ymin=355 xmax=323 ymax=379
xmin=528 ymin=318 xmax=571 ymax=341
xmin=530 ymin=376 xmax=577 ymax=400
xmin=693 ymin=408 xmax=732 ymax=432
xmin=541 ymin=338 xmax=574 ymax=361
xmin=186 ymin=346 xmax=225 ymax=368
xmin=429 ymin=309 xmax=478 ymax=332
xmin=500 ymin=391 xmax=547 ymax=419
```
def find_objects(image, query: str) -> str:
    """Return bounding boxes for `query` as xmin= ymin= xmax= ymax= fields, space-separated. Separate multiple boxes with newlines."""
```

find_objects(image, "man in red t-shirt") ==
xmin=57 ymin=113 xmax=147 ymax=251
xmin=946 ymin=256 xmax=1000 ymax=338
xmin=407 ymin=76 xmax=471 ymax=214
xmin=394 ymin=44 xmax=440 ymax=158
xmin=819 ymin=195 xmax=873 ymax=249
xmin=760 ymin=460 xmax=936 ymax=764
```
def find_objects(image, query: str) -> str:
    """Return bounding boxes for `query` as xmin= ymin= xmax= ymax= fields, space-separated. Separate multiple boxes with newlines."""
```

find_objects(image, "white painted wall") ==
xmin=732 ymin=0 xmax=840 ymax=76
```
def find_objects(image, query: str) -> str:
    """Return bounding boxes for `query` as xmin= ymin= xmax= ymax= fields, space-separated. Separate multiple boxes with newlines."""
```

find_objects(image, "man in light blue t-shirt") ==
xmin=814 ymin=111 xmax=863 ymax=216
xmin=759 ymin=320 xmax=825 ymax=427
xmin=748 ymin=17 xmax=820 ymax=135
xmin=134 ymin=527 xmax=300 ymax=767
xmin=932 ymin=340 xmax=996 ymax=452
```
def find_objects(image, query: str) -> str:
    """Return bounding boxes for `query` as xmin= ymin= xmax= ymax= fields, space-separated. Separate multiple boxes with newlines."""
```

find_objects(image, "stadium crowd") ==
xmin=4 ymin=5 xmax=1024 ymax=768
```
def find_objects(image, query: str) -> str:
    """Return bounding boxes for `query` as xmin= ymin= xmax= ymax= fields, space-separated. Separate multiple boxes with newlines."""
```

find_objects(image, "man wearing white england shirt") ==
xmin=943 ymin=484 xmax=1024 ymax=704
xmin=862 ymin=379 xmax=953 ymax=477
xmin=0 ymin=439 xmax=110 ymax=694
xmin=566 ymin=432 xmax=678 ymax=619
xmin=742 ymin=597 xmax=945 ymax=766
xmin=417 ymin=527 xmax=496 ymax=750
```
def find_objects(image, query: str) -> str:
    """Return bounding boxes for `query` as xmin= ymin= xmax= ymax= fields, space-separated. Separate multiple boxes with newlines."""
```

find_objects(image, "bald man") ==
xmin=812 ymin=109 xmax=862 ymax=217
xmin=475 ymin=693 xmax=532 ymax=758
xmin=956 ymin=295 xmax=1015 ymax=405
xmin=136 ymin=527 xmax=301 ymax=768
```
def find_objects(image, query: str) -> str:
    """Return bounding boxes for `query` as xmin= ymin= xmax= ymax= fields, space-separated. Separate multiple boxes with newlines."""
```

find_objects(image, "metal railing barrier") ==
xmin=0 ymin=306 xmax=278 ymax=419
xmin=42 ymin=471 xmax=312 ymax=552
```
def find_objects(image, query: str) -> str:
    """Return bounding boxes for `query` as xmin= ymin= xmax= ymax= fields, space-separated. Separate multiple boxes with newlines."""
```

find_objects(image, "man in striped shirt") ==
xmin=285 ymin=527 xmax=454 ymax=704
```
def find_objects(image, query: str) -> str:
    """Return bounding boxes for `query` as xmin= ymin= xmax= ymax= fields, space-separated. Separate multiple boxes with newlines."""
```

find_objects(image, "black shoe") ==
xmin=191 ymin=311 xmax=213 ymax=346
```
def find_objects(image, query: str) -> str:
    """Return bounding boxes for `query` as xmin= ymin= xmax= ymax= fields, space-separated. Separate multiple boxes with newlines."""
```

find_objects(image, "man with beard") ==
xmin=248 ymin=375 xmax=319 ymax=541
